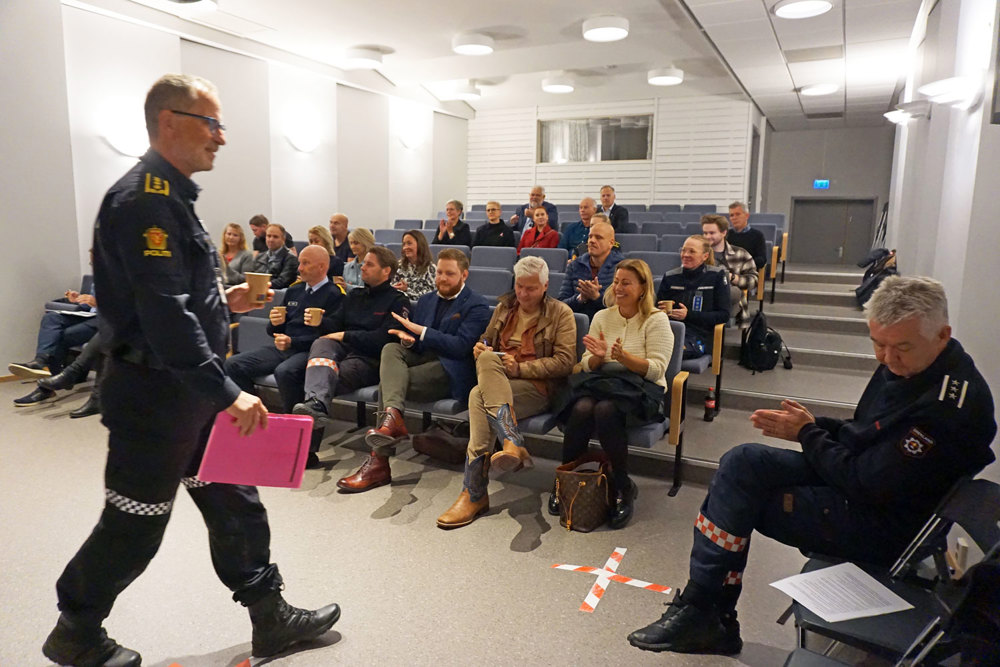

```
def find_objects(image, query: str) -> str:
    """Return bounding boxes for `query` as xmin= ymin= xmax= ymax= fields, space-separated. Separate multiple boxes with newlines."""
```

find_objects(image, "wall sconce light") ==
xmin=883 ymin=100 xmax=932 ymax=125
xmin=103 ymin=110 xmax=149 ymax=157
xmin=284 ymin=107 xmax=322 ymax=153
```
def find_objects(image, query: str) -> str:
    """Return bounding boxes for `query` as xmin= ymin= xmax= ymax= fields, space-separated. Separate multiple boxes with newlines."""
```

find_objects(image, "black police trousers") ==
xmin=54 ymin=358 xmax=281 ymax=628
xmin=687 ymin=443 xmax=910 ymax=611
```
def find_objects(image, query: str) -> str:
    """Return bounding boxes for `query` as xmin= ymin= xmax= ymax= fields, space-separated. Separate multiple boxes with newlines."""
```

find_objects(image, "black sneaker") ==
xmin=13 ymin=386 xmax=56 ymax=407
xmin=292 ymin=399 xmax=328 ymax=421
xmin=627 ymin=592 xmax=743 ymax=655
xmin=9 ymin=359 xmax=51 ymax=379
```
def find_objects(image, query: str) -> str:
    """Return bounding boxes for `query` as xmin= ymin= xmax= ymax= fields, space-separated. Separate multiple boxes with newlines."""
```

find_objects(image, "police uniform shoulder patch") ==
xmin=898 ymin=427 xmax=935 ymax=458
xmin=144 ymin=173 xmax=169 ymax=196
xmin=143 ymin=226 xmax=172 ymax=258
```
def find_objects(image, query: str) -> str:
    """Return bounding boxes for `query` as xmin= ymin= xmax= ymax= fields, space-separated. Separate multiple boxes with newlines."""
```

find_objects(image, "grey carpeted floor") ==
xmin=1 ymin=378 xmax=805 ymax=666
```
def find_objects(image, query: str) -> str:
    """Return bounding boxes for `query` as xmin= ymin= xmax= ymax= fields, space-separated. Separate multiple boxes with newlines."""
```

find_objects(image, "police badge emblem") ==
xmin=898 ymin=427 xmax=935 ymax=458
xmin=143 ymin=226 xmax=172 ymax=257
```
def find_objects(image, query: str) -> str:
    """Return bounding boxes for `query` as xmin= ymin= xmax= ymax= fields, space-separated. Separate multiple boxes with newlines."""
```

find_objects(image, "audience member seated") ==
xmin=627 ymin=276 xmax=996 ymax=657
xmin=307 ymin=225 xmax=346 ymax=282
xmin=553 ymin=259 xmax=673 ymax=529
xmin=328 ymin=212 xmax=353 ymax=263
xmin=558 ymin=221 xmax=623 ymax=320
xmin=725 ymin=201 xmax=766 ymax=269
xmin=248 ymin=213 xmax=294 ymax=256
xmin=435 ymin=199 xmax=472 ymax=246
xmin=508 ymin=185 xmax=559 ymax=232
xmin=559 ymin=197 xmax=597 ymax=255
xmin=437 ymin=256 xmax=576 ymax=528
xmin=392 ymin=230 xmax=437 ymax=301
xmin=341 ymin=227 xmax=376 ymax=290
xmin=8 ymin=289 xmax=98 ymax=379
xmin=249 ymin=223 xmax=299 ymax=289
xmin=219 ymin=222 xmax=254 ymax=287
xmin=292 ymin=246 xmax=409 ymax=424
xmin=598 ymin=184 xmax=629 ymax=232
xmin=338 ymin=249 xmax=491 ymax=493
xmin=700 ymin=214 xmax=757 ymax=327
xmin=657 ymin=235 xmax=730 ymax=359
xmin=471 ymin=200 xmax=516 ymax=248
xmin=516 ymin=206 xmax=559 ymax=255
xmin=13 ymin=329 xmax=104 ymax=417
xmin=225 ymin=246 xmax=344 ymax=414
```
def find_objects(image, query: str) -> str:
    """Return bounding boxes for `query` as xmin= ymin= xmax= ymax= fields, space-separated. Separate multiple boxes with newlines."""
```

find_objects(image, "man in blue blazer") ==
xmin=225 ymin=245 xmax=344 ymax=413
xmin=337 ymin=248 xmax=491 ymax=492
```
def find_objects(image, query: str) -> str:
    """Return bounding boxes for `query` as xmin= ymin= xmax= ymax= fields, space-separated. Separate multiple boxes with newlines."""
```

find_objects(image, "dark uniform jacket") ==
xmin=656 ymin=264 xmax=730 ymax=343
xmin=410 ymin=286 xmax=491 ymax=402
xmin=267 ymin=280 xmax=345 ymax=353
xmin=798 ymin=338 xmax=996 ymax=538
xmin=317 ymin=280 xmax=409 ymax=359
xmin=558 ymin=246 xmax=625 ymax=320
xmin=250 ymin=246 xmax=299 ymax=289
xmin=93 ymin=149 xmax=240 ymax=411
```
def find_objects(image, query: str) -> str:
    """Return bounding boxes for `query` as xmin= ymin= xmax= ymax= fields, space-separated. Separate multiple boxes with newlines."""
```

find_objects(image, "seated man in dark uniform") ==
xmin=225 ymin=245 xmax=344 ymax=414
xmin=628 ymin=276 xmax=996 ymax=657
xmin=249 ymin=222 xmax=299 ymax=289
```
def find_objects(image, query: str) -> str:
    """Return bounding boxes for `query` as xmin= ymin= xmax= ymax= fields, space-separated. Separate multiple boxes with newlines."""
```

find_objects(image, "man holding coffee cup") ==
xmin=226 ymin=245 xmax=344 ymax=414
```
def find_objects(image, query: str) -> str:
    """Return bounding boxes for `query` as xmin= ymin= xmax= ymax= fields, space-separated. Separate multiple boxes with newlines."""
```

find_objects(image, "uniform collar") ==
xmin=140 ymin=149 xmax=199 ymax=201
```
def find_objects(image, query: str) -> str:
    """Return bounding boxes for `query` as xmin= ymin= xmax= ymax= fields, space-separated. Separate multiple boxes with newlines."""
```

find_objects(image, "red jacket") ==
xmin=516 ymin=224 xmax=559 ymax=255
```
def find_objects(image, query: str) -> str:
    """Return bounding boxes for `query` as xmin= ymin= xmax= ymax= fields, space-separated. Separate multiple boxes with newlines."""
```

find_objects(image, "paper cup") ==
xmin=245 ymin=272 xmax=271 ymax=305
xmin=271 ymin=306 xmax=286 ymax=322
xmin=305 ymin=307 xmax=325 ymax=326
xmin=658 ymin=300 xmax=674 ymax=312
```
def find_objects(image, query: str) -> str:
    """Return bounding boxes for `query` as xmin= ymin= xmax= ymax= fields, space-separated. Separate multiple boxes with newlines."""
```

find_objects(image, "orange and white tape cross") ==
xmin=552 ymin=547 xmax=672 ymax=613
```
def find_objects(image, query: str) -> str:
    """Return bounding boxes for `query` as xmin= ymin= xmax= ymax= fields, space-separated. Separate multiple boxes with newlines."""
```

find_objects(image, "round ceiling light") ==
xmin=582 ymin=16 xmax=629 ymax=42
xmin=799 ymin=83 xmax=839 ymax=96
xmin=542 ymin=75 xmax=575 ymax=94
xmin=343 ymin=47 xmax=383 ymax=70
xmin=648 ymin=67 xmax=684 ymax=86
xmin=453 ymin=82 xmax=482 ymax=101
xmin=772 ymin=0 xmax=833 ymax=19
xmin=452 ymin=33 xmax=494 ymax=56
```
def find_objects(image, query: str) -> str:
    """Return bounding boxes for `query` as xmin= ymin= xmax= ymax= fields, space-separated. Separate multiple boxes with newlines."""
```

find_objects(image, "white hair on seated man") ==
xmin=513 ymin=254 xmax=549 ymax=285
xmin=864 ymin=275 xmax=948 ymax=339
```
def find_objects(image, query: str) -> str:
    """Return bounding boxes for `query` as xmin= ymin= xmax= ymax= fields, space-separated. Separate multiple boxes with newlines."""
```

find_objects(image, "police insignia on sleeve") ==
xmin=898 ymin=427 xmax=935 ymax=458
xmin=144 ymin=173 xmax=170 ymax=196
xmin=143 ymin=226 xmax=172 ymax=258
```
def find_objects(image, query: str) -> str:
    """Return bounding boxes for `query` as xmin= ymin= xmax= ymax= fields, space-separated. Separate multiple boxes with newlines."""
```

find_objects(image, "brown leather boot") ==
xmin=336 ymin=452 xmax=391 ymax=492
xmin=364 ymin=407 xmax=408 ymax=449
xmin=487 ymin=404 xmax=533 ymax=478
xmin=436 ymin=454 xmax=489 ymax=529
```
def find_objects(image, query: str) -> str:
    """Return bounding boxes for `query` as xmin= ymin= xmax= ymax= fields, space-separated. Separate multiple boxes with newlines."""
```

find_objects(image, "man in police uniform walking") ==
xmin=42 ymin=74 xmax=339 ymax=666
xmin=628 ymin=275 xmax=996 ymax=656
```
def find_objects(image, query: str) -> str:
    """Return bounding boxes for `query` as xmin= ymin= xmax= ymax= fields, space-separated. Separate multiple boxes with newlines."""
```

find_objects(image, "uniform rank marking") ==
xmin=143 ymin=226 xmax=172 ymax=257
xmin=144 ymin=173 xmax=169 ymax=196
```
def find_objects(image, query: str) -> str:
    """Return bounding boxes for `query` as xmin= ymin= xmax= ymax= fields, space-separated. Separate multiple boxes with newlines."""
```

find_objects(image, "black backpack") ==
xmin=740 ymin=311 xmax=791 ymax=373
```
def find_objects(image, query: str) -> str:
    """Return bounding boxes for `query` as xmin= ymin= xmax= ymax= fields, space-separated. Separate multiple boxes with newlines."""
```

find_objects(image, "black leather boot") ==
xmin=38 ymin=360 xmax=90 ymax=391
xmin=41 ymin=614 xmax=141 ymax=667
xmin=248 ymin=591 xmax=340 ymax=657
xmin=547 ymin=479 xmax=560 ymax=516
xmin=70 ymin=393 xmax=101 ymax=419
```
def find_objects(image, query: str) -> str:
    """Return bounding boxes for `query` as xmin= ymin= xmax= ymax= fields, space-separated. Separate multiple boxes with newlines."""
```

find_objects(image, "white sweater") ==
xmin=581 ymin=307 xmax=674 ymax=388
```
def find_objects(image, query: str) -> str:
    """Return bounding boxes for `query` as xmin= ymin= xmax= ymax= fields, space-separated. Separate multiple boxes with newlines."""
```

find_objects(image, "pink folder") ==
xmin=197 ymin=413 xmax=314 ymax=488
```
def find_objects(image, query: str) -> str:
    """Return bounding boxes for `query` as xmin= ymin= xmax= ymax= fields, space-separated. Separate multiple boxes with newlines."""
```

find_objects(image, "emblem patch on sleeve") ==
xmin=143 ymin=226 xmax=172 ymax=257
xmin=144 ymin=173 xmax=170 ymax=196
xmin=898 ymin=427 xmax=935 ymax=458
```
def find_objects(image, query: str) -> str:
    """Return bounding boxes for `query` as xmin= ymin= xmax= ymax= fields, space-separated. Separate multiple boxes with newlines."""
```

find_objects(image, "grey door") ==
xmin=790 ymin=198 xmax=876 ymax=265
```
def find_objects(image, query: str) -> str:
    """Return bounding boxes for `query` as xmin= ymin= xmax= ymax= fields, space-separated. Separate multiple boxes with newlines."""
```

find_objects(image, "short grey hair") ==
xmin=864 ymin=275 xmax=949 ymax=338
xmin=513 ymin=255 xmax=549 ymax=285
xmin=145 ymin=73 xmax=218 ymax=140
xmin=728 ymin=201 xmax=748 ymax=213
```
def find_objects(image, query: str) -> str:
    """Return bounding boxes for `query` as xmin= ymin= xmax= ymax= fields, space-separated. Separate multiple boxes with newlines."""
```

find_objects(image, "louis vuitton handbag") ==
xmin=555 ymin=453 xmax=611 ymax=532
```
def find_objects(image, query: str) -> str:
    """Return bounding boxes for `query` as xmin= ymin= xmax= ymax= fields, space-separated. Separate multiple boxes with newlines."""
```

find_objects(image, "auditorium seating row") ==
xmin=468 ymin=203 xmax=723 ymax=214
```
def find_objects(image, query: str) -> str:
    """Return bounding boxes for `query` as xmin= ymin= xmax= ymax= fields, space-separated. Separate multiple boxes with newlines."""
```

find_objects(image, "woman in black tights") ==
xmin=551 ymin=259 xmax=674 ymax=529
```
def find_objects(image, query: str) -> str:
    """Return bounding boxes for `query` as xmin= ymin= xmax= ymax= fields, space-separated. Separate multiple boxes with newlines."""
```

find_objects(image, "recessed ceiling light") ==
xmin=542 ymin=75 xmax=575 ymax=94
xmin=164 ymin=0 xmax=218 ymax=12
xmin=582 ymin=16 xmax=629 ymax=42
xmin=648 ymin=67 xmax=684 ymax=86
xmin=452 ymin=33 xmax=494 ymax=56
xmin=453 ymin=81 xmax=482 ymax=101
xmin=343 ymin=47 xmax=383 ymax=70
xmin=772 ymin=0 xmax=833 ymax=20
xmin=799 ymin=83 xmax=839 ymax=96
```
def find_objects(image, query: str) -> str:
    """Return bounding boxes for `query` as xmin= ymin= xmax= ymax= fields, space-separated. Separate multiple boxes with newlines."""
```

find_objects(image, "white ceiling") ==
xmin=127 ymin=0 xmax=923 ymax=131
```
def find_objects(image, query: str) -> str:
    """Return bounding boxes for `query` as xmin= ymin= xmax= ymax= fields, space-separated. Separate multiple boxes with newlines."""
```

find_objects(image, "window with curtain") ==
xmin=538 ymin=115 xmax=651 ymax=163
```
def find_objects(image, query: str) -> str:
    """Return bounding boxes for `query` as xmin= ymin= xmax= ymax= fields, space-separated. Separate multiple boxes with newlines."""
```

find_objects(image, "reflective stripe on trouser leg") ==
xmin=303 ymin=358 xmax=339 ymax=403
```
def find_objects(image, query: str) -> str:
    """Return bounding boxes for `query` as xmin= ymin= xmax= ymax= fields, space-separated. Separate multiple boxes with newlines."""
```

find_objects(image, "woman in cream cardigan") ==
xmin=553 ymin=258 xmax=674 ymax=529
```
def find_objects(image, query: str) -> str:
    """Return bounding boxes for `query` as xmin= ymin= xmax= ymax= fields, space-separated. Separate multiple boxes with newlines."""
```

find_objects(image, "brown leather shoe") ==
xmin=364 ymin=407 xmax=409 ymax=449
xmin=336 ymin=452 xmax=391 ymax=492
xmin=436 ymin=489 xmax=489 ymax=528
xmin=489 ymin=439 xmax=534 ymax=478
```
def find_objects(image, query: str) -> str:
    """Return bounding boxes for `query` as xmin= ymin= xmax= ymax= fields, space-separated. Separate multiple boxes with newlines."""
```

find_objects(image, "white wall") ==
xmin=432 ymin=112 xmax=469 ymax=216
xmin=0 ymin=0 xmax=81 ymax=363
xmin=336 ymin=86 xmax=391 ymax=230
xmin=387 ymin=99 xmax=433 ymax=223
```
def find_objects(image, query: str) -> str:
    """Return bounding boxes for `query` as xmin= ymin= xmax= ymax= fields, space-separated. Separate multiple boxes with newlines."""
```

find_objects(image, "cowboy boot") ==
xmin=487 ymin=403 xmax=533 ymax=478
xmin=436 ymin=454 xmax=489 ymax=528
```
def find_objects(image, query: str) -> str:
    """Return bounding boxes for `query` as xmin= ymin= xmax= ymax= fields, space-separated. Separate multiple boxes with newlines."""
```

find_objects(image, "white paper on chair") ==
xmin=770 ymin=562 xmax=913 ymax=623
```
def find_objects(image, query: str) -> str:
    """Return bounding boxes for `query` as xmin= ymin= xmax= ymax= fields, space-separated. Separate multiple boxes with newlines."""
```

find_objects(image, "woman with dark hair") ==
xmin=308 ymin=225 xmax=345 ymax=281
xmin=435 ymin=199 xmax=472 ymax=246
xmin=656 ymin=235 xmax=730 ymax=359
xmin=393 ymin=230 xmax=436 ymax=300
xmin=516 ymin=206 xmax=559 ymax=255
xmin=553 ymin=258 xmax=674 ymax=529
xmin=219 ymin=222 xmax=254 ymax=287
